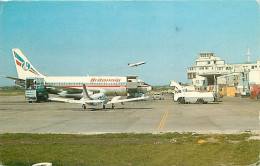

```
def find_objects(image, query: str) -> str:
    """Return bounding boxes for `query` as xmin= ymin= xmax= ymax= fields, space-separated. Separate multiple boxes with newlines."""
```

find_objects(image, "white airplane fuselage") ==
xmin=128 ymin=61 xmax=146 ymax=67
xmin=44 ymin=76 xmax=151 ymax=96
xmin=7 ymin=48 xmax=152 ymax=97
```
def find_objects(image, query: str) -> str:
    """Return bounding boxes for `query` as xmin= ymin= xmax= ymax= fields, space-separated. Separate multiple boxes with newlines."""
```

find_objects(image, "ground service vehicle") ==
xmin=25 ymin=77 xmax=48 ymax=103
xmin=170 ymin=80 xmax=216 ymax=104
xmin=174 ymin=91 xmax=215 ymax=104
xmin=153 ymin=92 xmax=164 ymax=100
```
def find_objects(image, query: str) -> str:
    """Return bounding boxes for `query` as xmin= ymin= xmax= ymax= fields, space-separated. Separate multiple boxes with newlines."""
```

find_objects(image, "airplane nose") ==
xmin=147 ymin=86 xmax=152 ymax=91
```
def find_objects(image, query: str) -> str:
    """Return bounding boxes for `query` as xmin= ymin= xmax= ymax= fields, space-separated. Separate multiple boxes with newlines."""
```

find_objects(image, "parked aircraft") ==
xmin=3 ymin=49 xmax=152 ymax=98
xmin=128 ymin=61 xmax=146 ymax=67
xmin=49 ymin=84 xmax=149 ymax=109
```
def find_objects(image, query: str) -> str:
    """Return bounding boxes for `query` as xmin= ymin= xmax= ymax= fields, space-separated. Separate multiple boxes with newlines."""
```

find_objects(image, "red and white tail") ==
xmin=82 ymin=84 xmax=93 ymax=100
xmin=12 ymin=49 xmax=44 ymax=79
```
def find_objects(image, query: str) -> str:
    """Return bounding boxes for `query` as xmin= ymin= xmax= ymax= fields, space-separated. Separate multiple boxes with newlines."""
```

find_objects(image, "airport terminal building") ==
xmin=187 ymin=51 xmax=260 ymax=90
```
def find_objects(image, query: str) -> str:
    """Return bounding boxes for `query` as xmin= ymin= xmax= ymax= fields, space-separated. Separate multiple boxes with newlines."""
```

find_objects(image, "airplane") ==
xmin=49 ymin=84 xmax=149 ymax=109
xmin=128 ymin=61 xmax=146 ymax=67
xmin=3 ymin=49 xmax=152 ymax=98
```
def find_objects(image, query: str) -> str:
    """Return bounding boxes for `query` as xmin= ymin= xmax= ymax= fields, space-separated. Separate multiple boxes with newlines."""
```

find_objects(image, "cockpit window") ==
xmin=138 ymin=82 xmax=149 ymax=85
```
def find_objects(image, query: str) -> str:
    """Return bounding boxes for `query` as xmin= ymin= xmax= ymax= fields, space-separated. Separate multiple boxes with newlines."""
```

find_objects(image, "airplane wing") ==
xmin=46 ymin=85 xmax=83 ymax=94
xmin=46 ymin=85 xmax=105 ymax=94
xmin=2 ymin=75 xmax=25 ymax=86
xmin=68 ymin=99 xmax=104 ymax=104
xmin=137 ymin=61 xmax=146 ymax=65
xmin=2 ymin=75 xmax=24 ymax=82
xmin=48 ymin=97 xmax=104 ymax=104
xmin=48 ymin=97 xmax=75 ymax=103
xmin=107 ymin=96 xmax=149 ymax=104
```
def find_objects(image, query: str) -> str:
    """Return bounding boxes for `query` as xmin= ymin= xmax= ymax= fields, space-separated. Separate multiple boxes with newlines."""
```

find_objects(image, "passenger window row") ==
xmin=46 ymin=82 xmax=126 ymax=86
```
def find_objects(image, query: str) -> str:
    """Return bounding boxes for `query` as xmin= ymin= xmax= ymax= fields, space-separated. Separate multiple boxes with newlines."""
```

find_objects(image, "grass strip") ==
xmin=0 ymin=133 xmax=259 ymax=166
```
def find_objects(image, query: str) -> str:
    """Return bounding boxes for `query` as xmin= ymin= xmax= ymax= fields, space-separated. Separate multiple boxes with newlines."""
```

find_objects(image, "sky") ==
xmin=0 ymin=0 xmax=259 ymax=86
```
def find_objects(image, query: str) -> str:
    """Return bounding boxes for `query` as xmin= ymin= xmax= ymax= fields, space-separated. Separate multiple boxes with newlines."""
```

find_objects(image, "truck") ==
xmin=25 ymin=77 xmax=48 ymax=103
xmin=173 ymin=90 xmax=215 ymax=104
xmin=170 ymin=80 xmax=216 ymax=104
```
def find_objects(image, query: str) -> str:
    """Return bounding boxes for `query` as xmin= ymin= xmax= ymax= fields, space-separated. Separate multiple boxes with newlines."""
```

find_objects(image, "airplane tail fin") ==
xmin=12 ymin=48 xmax=44 ymax=79
xmin=82 ymin=84 xmax=93 ymax=100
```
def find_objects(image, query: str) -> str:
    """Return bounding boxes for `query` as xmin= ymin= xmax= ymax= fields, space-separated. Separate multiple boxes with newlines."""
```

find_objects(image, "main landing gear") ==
xmin=82 ymin=104 xmax=86 ymax=109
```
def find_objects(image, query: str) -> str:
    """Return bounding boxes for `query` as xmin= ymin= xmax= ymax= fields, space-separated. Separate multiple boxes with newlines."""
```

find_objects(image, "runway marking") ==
xmin=157 ymin=103 xmax=170 ymax=131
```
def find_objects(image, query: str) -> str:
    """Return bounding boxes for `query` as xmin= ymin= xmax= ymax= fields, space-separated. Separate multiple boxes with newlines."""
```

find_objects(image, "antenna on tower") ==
xmin=247 ymin=46 xmax=250 ymax=64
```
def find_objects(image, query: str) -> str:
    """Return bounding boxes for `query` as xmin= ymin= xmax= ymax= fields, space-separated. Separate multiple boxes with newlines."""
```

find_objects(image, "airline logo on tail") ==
xmin=14 ymin=51 xmax=40 ymax=76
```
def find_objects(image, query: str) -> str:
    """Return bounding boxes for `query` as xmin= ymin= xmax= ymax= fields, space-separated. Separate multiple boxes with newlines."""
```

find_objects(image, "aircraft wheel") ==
xmin=103 ymin=105 xmax=105 ymax=109
xmin=82 ymin=104 xmax=86 ymax=109
xmin=112 ymin=104 xmax=115 ymax=109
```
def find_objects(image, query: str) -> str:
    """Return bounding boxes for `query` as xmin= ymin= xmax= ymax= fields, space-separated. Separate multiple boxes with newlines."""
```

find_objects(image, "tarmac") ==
xmin=0 ymin=94 xmax=259 ymax=134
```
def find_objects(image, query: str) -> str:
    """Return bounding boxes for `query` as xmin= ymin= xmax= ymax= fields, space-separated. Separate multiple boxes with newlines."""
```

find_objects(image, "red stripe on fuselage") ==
xmin=48 ymin=85 xmax=149 ymax=88
xmin=58 ymin=85 xmax=127 ymax=88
